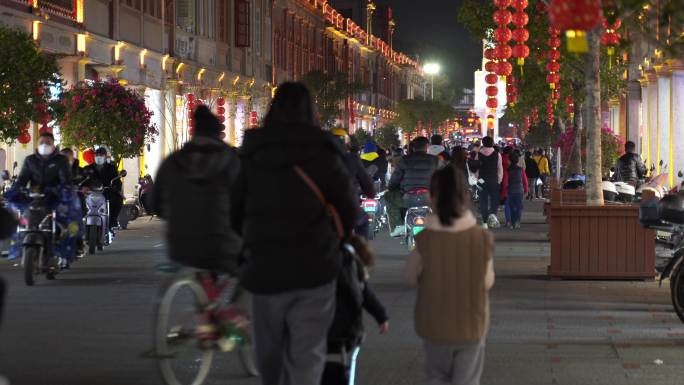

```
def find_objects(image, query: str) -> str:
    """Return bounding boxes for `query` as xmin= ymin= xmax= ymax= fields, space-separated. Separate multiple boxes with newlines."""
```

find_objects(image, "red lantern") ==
xmin=512 ymin=29 xmax=529 ymax=43
xmin=494 ymin=45 xmax=512 ymax=60
xmin=493 ymin=9 xmax=512 ymax=25
xmin=217 ymin=106 xmax=226 ymax=115
xmin=186 ymin=93 xmax=195 ymax=102
xmin=493 ymin=28 xmax=512 ymax=43
xmin=486 ymin=86 xmax=499 ymax=97
xmin=496 ymin=61 xmax=513 ymax=76
xmin=35 ymin=103 xmax=47 ymax=113
xmin=39 ymin=124 xmax=50 ymax=134
xmin=546 ymin=73 xmax=560 ymax=84
xmin=484 ymin=61 xmax=497 ymax=72
xmin=546 ymin=61 xmax=561 ymax=72
xmin=493 ymin=0 xmax=511 ymax=7
xmin=547 ymin=37 xmax=561 ymax=49
xmin=508 ymin=94 xmax=518 ymax=104
xmin=548 ymin=26 xmax=561 ymax=36
xmin=512 ymin=11 xmax=529 ymax=27
xmin=218 ymin=115 xmax=226 ymax=123
xmin=506 ymin=85 xmax=518 ymax=94
xmin=216 ymin=97 xmax=225 ymax=106
xmin=512 ymin=44 xmax=530 ymax=59
xmin=549 ymin=0 xmax=601 ymax=31
xmin=34 ymin=87 xmax=45 ymax=97
xmin=485 ymin=73 xmax=499 ymax=85
xmin=486 ymin=98 xmax=499 ymax=109
xmin=17 ymin=132 xmax=31 ymax=145
xmin=484 ymin=48 xmax=496 ymax=60
xmin=82 ymin=149 xmax=95 ymax=165
xmin=512 ymin=0 xmax=528 ymax=9
xmin=547 ymin=50 xmax=561 ymax=61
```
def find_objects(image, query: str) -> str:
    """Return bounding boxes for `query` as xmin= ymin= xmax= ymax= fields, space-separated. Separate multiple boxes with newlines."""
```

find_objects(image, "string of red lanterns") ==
xmin=511 ymin=0 xmax=530 ymax=68
xmin=216 ymin=97 xmax=227 ymax=140
xmin=548 ymin=0 xmax=601 ymax=53
xmin=601 ymin=17 xmax=622 ymax=64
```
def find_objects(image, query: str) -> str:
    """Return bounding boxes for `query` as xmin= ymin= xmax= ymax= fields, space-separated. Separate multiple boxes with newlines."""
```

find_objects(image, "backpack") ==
xmin=328 ymin=244 xmax=366 ymax=344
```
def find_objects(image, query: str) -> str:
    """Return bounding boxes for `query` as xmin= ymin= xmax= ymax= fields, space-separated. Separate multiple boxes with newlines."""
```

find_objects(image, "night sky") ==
xmin=374 ymin=0 xmax=482 ymax=90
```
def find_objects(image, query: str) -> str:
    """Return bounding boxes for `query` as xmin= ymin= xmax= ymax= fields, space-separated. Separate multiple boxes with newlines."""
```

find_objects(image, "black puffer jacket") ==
xmin=231 ymin=124 xmax=357 ymax=294
xmin=15 ymin=152 xmax=71 ymax=190
xmin=152 ymin=137 xmax=242 ymax=272
xmin=615 ymin=152 xmax=647 ymax=182
xmin=388 ymin=151 xmax=439 ymax=192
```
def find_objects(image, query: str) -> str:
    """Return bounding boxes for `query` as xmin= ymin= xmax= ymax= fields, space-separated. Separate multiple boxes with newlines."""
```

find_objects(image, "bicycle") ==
xmin=151 ymin=266 xmax=259 ymax=385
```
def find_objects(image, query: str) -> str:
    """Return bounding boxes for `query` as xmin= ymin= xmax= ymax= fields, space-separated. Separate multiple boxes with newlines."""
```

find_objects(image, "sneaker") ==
xmin=487 ymin=214 xmax=500 ymax=229
xmin=390 ymin=225 xmax=406 ymax=237
xmin=481 ymin=223 xmax=489 ymax=229
xmin=514 ymin=222 xmax=521 ymax=229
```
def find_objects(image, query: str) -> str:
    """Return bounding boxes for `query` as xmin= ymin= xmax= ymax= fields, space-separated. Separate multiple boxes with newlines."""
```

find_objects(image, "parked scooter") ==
xmin=81 ymin=170 xmax=127 ymax=255
xmin=360 ymin=190 xmax=387 ymax=240
xmin=402 ymin=188 xmax=431 ymax=250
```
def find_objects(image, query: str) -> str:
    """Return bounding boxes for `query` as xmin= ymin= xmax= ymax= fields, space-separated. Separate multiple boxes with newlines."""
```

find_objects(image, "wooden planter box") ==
xmin=548 ymin=204 xmax=656 ymax=280
xmin=544 ymin=188 xmax=587 ymax=220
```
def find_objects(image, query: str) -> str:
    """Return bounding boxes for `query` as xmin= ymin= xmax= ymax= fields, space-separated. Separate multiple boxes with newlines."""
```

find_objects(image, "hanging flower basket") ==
xmin=52 ymin=79 xmax=158 ymax=159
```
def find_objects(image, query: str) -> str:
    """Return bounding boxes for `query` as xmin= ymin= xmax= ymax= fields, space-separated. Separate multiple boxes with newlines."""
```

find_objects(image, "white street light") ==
xmin=423 ymin=62 xmax=441 ymax=101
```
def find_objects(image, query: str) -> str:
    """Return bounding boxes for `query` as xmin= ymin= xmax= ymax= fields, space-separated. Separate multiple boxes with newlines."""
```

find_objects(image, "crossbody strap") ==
xmin=293 ymin=165 xmax=344 ymax=239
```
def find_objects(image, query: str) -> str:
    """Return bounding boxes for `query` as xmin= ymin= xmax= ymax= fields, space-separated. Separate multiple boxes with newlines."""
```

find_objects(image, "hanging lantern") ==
xmin=546 ymin=73 xmax=560 ymax=85
xmin=217 ymin=106 xmax=226 ymax=115
xmin=484 ymin=48 xmax=497 ymax=60
xmin=493 ymin=9 xmax=513 ymax=25
xmin=485 ymin=61 xmax=497 ymax=72
xmin=548 ymin=0 xmax=601 ymax=53
xmin=506 ymin=85 xmax=518 ymax=95
xmin=547 ymin=37 xmax=561 ymax=49
xmin=216 ymin=97 xmax=225 ymax=106
xmin=486 ymin=86 xmax=499 ymax=97
xmin=507 ymin=94 xmax=517 ymax=105
xmin=512 ymin=29 xmax=530 ymax=43
xmin=493 ymin=0 xmax=511 ymax=7
xmin=512 ymin=45 xmax=530 ymax=64
xmin=494 ymin=45 xmax=513 ymax=60
xmin=82 ymin=149 xmax=95 ymax=165
xmin=511 ymin=11 xmax=529 ymax=27
xmin=486 ymin=98 xmax=499 ymax=109
xmin=547 ymin=50 xmax=561 ymax=61
xmin=496 ymin=61 xmax=513 ymax=77
xmin=17 ymin=132 xmax=31 ymax=145
xmin=493 ymin=27 xmax=512 ymax=43
xmin=546 ymin=61 xmax=561 ymax=73
xmin=186 ymin=93 xmax=195 ymax=102
xmin=511 ymin=0 xmax=529 ymax=67
xmin=485 ymin=73 xmax=499 ymax=85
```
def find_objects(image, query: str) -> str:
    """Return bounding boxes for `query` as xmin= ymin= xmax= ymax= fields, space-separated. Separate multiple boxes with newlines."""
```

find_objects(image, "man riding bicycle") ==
xmin=387 ymin=136 xmax=439 ymax=237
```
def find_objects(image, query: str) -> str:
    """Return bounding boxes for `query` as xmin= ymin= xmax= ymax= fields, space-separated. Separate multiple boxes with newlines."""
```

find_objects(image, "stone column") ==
xmin=641 ymin=71 xmax=658 ymax=171
xmin=608 ymin=98 xmax=620 ymax=136
xmin=671 ymin=62 xmax=684 ymax=185
xmin=227 ymin=96 xmax=237 ymax=147
xmin=164 ymin=80 xmax=178 ymax=156
xmin=656 ymin=65 xmax=672 ymax=179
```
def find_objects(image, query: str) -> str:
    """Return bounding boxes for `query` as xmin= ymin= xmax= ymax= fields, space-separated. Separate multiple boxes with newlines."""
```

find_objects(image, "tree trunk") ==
xmin=568 ymin=101 xmax=583 ymax=175
xmin=584 ymin=28 xmax=604 ymax=206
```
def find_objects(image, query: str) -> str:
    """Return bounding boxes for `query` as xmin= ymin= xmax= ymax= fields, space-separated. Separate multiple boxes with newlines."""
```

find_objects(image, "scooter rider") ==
xmin=387 ymin=136 xmax=439 ymax=237
xmin=615 ymin=140 xmax=647 ymax=186
xmin=83 ymin=147 xmax=123 ymax=231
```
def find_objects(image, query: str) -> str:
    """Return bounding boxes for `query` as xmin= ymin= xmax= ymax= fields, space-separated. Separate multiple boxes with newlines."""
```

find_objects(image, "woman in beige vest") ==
xmin=403 ymin=165 xmax=495 ymax=385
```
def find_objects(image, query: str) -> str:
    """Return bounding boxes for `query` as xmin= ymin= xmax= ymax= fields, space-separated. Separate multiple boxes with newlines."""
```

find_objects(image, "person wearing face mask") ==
xmin=83 ymin=147 xmax=124 ymax=231
xmin=14 ymin=132 xmax=72 ymax=189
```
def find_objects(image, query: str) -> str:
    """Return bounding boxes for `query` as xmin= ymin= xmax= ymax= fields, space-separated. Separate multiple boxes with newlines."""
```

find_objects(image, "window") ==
xmin=198 ymin=0 xmax=215 ymax=38
xmin=144 ymin=0 xmax=161 ymax=18
xmin=254 ymin=3 xmax=262 ymax=56
xmin=177 ymin=0 xmax=195 ymax=34
xmin=124 ymin=0 xmax=142 ymax=9
xmin=235 ymin=0 xmax=251 ymax=47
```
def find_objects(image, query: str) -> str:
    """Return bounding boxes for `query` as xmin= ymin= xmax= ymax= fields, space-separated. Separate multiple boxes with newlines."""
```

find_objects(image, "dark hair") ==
xmin=430 ymin=134 xmax=443 ymax=146
xmin=264 ymin=82 xmax=316 ymax=127
xmin=482 ymin=136 xmax=494 ymax=148
xmin=39 ymin=132 xmax=54 ymax=141
xmin=509 ymin=151 xmax=520 ymax=167
xmin=193 ymin=105 xmax=222 ymax=138
xmin=60 ymin=147 xmax=73 ymax=155
xmin=95 ymin=147 xmax=108 ymax=156
xmin=625 ymin=140 xmax=636 ymax=152
xmin=411 ymin=136 xmax=429 ymax=152
xmin=430 ymin=165 xmax=467 ymax=226
xmin=503 ymin=146 xmax=513 ymax=155
xmin=451 ymin=147 xmax=467 ymax=167
xmin=525 ymin=150 xmax=532 ymax=158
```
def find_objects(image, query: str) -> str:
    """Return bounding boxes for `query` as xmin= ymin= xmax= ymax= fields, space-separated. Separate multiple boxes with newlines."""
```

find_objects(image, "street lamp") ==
xmin=423 ymin=62 xmax=441 ymax=101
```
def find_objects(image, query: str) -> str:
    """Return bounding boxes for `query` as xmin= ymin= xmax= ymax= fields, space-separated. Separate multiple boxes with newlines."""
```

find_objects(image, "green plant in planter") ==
xmin=52 ymin=79 xmax=158 ymax=160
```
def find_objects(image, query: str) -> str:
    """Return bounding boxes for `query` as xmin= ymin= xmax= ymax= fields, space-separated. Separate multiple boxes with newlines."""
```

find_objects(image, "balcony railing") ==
xmin=10 ymin=0 xmax=77 ymax=20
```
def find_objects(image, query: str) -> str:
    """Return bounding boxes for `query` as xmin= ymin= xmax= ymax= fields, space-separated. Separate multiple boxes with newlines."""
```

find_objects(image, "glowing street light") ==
xmin=423 ymin=62 xmax=441 ymax=100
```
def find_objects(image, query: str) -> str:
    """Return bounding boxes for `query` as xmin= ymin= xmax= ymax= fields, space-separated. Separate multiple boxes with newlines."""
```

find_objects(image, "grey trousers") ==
xmin=251 ymin=282 xmax=336 ymax=385
xmin=423 ymin=339 xmax=486 ymax=385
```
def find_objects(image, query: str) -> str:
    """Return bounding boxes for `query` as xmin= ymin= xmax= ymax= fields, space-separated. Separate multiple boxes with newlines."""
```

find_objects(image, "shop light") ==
xmin=77 ymin=33 xmax=87 ymax=55
xmin=32 ymin=20 xmax=40 ymax=41
xmin=114 ymin=41 xmax=125 ymax=63
xmin=232 ymin=76 xmax=240 ymax=86
xmin=175 ymin=62 xmax=185 ymax=75
xmin=218 ymin=72 xmax=225 ymax=83
xmin=139 ymin=49 xmax=147 ymax=68
xmin=197 ymin=68 xmax=206 ymax=81
xmin=161 ymin=54 xmax=170 ymax=71
xmin=75 ymin=0 xmax=84 ymax=23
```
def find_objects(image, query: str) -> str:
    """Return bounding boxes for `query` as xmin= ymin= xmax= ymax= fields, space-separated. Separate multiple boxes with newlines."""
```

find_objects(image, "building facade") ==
xmin=0 ymin=0 xmax=422 ymax=192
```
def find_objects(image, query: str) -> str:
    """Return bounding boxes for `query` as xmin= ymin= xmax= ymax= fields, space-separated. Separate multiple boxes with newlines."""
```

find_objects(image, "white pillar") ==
xmin=144 ymin=88 xmax=164 ymax=177
xmin=163 ymin=80 xmax=178 ymax=155
xmin=657 ymin=69 xmax=672 ymax=179
xmin=643 ymin=72 xmax=658 ymax=171
xmin=671 ymin=67 xmax=684 ymax=185
xmin=609 ymin=99 xmax=620 ymax=136
xmin=626 ymin=81 xmax=642 ymax=147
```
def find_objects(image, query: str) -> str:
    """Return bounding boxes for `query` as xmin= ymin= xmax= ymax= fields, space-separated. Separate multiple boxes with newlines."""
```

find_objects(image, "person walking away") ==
xmin=531 ymin=149 xmax=550 ymax=198
xmin=331 ymin=129 xmax=375 ymax=239
xmin=231 ymin=83 xmax=357 ymax=385
xmin=151 ymin=105 xmax=241 ymax=272
xmin=502 ymin=151 xmax=528 ymax=229
xmin=500 ymin=147 xmax=512 ymax=227
xmin=524 ymin=151 xmax=540 ymax=200
xmin=450 ymin=147 xmax=471 ymax=192
xmin=477 ymin=136 xmax=503 ymax=229
xmin=427 ymin=134 xmax=450 ymax=166
xmin=615 ymin=140 xmax=647 ymax=186
xmin=403 ymin=166 xmax=495 ymax=385
xmin=360 ymin=141 xmax=386 ymax=190
xmin=388 ymin=137 xmax=439 ymax=237
xmin=83 ymin=147 xmax=123 ymax=231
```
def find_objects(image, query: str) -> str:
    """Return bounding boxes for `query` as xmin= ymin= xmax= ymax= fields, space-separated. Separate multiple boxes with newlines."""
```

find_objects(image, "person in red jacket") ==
xmin=500 ymin=146 xmax=512 ymax=226
xmin=501 ymin=150 xmax=528 ymax=229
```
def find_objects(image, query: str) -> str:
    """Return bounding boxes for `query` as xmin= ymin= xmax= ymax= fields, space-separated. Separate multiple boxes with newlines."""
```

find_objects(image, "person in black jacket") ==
xmin=14 ymin=132 xmax=71 ymax=190
xmin=83 ymin=147 xmax=123 ymax=230
xmin=231 ymin=82 xmax=357 ymax=385
xmin=152 ymin=105 xmax=241 ymax=272
xmin=388 ymin=136 xmax=439 ymax=236
xmin=60 ymin=148 xmax=84 ymax=185
xmin=524 ymin=151 xmax=541 ymax=199
xmin=615 ymin=140 xmax=647 ymax=185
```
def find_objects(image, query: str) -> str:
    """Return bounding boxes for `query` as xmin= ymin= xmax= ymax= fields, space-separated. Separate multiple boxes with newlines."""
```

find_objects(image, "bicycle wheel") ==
xmin=670 ymin=264 xmax=684 ymax=323
xmin=156 ymin=277 xmax=214 ymax=385
xmin=22 ymin=246 xmax=40 ymax=286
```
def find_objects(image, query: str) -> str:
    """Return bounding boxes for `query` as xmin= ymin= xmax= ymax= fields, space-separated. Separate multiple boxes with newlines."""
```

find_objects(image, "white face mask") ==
xmin=95 ymin=156 xmax=106 ymax=166
xmin=37 ymin=144 xmax=54 ymax=156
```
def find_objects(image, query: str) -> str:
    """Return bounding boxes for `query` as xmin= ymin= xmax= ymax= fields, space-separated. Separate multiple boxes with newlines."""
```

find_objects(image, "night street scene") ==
xmin=2 ymin=1 xmax=684 ymax=385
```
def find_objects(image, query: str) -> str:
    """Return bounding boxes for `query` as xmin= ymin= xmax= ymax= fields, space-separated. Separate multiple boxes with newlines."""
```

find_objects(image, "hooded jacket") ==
xmin=615 ymin=152 xmax=647 ymax=182
xmin=388 ymin=151 xmax=439 ymax=192
xmin=15 ymin=151 xmax=72 ymax=190
xmin=152 ymin=136 xmax=242 ymax=272
xmin=478 ymin=147 xmax=503 ymax=184
xmin=231 ymin=124 xmax=357 ymax=294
